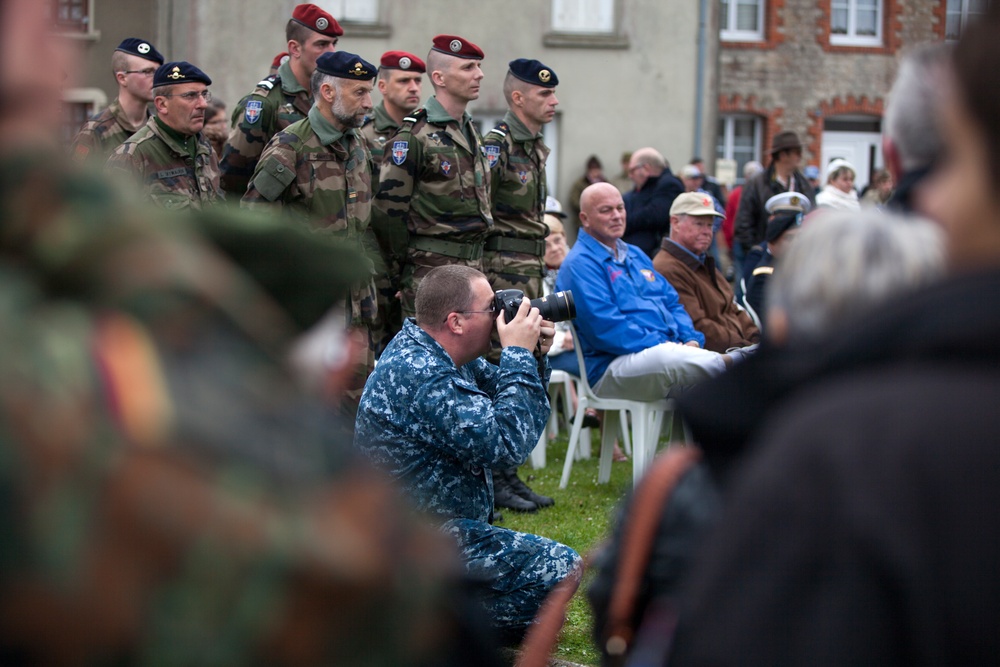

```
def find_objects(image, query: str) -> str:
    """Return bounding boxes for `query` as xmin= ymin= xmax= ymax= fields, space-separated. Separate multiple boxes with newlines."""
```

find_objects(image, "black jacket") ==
xmin=734 ymin=165 xmax=815 ymax=252
xmin=622 ymin=168 xmax=683 ymax=257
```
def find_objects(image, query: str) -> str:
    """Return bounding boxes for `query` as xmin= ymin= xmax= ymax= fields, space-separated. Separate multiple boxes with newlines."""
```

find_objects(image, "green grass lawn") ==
xmin=502 ymin=432 xmax=634 ymax=666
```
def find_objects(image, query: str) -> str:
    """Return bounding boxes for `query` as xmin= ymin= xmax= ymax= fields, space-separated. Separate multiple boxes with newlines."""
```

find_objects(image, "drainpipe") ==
xmin=694 ymin=0 xmax=709 ymax=157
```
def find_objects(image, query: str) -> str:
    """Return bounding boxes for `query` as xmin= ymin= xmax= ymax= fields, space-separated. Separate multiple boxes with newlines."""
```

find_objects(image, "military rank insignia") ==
xmin=391 ymin=140 xmax=408 ymax=165
xmin=484 ymin=145 xmax=500 ymax=169
xmin=245 ymin=100 xmax=263 ymax=124
xmin=441 ymin=160 xmax=452 ymax=176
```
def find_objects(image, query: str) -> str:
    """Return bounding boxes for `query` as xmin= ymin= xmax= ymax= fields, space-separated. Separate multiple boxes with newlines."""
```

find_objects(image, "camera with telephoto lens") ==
xmin=494 ymin=289 xmax=576 ymax=323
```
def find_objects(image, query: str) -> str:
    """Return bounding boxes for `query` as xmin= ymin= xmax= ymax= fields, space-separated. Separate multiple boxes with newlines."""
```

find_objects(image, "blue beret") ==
xmin=153 ymin=61 xmax=212 ymax=88
xmin=315 ymin=51 xmax=377 ymax=81
xmin=115 ymin=38 xmax=164 ymax=65
xmin=508 ymin=58 xmax=558 ymax=87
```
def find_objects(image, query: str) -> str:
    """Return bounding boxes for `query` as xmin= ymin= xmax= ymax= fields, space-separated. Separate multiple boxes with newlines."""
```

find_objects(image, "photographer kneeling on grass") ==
xmin=355 ymin=264 xmax=581 ymax=645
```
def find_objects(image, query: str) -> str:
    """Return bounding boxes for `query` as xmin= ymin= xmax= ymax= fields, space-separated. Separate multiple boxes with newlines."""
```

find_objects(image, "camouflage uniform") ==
xmin=69 ymin=97 xmax=151 ymax=166
xmin=359 ymin=101 xmax=402 ymax=353
xmin=355 ymin=318 xmax=581 ymax=636
xmin=220 ymin=59 xmax=312 ymax=197
xmin=106 ymin=116 xmax=222 ymax=210
xmin=482 ymin=110 xmax=550 ymax=301
xmin=371 ymin=96 xmax=493 ymax=321
xmin=0 ymin=153 xmax=499 ymax=665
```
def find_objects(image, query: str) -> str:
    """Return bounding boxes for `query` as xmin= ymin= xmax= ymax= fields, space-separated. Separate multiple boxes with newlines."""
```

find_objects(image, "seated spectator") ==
xmin=622 ymin=147 xmax=684 ymax=257
xmin=652 ymin=192 xmax=759 ymax=353
xmin=741 ymin=191 xmax=811 ymax=327
xmin=556 ymin=183 xmax=734 ymax=402
xmin=815 ymin=158 xmax=861 ymax=211
xmin=860 ymin=168 xmax=894 ymax=207
xmin=679 ymin=163 xmax=726 ymax=268
xmin=354 ymin=265 xmax=581 ymax=644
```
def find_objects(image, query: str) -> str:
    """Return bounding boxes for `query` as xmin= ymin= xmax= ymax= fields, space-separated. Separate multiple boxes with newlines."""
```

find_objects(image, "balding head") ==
xmin=580 ymin=183 xmax=627 ymax=247
xmin=628 ymin=147 xmax=666 ymax=189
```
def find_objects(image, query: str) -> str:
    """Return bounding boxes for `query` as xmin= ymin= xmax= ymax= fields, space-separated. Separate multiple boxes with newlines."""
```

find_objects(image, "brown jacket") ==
xmin=652 ymin=240 xmax=759 ymax=352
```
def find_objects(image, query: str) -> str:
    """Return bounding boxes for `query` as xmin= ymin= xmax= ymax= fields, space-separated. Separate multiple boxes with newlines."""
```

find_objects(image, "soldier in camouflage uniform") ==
xmin=69 ymin=38 xmax=164 ymax=165
xmin=355 ymin=265 xmax=581 ymax=644
xmin=220 ymin=4 xmax=342 ymax=197
xmin=242 ymin=51 xmax=379 ymax=407
xmin=371 ymin=34 xmax=493 ymax=328
xmin=106 ymin=61 xmax=221 ymax=210
xmin=360 ymin=50 xmax=425 ymax=353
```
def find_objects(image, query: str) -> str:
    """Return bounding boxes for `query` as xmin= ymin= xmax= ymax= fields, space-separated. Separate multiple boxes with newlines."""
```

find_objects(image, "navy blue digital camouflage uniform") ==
xmin=355 ymin=318 xmax=581 ymax=636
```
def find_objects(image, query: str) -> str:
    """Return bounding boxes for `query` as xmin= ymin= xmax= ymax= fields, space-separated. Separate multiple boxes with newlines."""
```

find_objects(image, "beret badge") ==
xmin=167 ymin=66 xmax=184 ymax=80
xmin=316 ymin=17 xmax=329 ymax=30
xmin=538 ymin=69 xmax=551 ymax=83
xmin=450 ymin=39 xmax=462 ymax=52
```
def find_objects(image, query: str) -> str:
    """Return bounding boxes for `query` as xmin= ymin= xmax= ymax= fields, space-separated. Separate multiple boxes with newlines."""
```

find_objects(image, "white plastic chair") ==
xmin=559 ymin=323 xmax=688 ymax=488
xmin=530 ymin=369 xmax=577 ymax=469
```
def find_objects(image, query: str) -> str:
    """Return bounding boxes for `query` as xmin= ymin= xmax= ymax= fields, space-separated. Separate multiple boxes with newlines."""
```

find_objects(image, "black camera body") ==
xmin=494 ymin=288 xmax=576 ymax=323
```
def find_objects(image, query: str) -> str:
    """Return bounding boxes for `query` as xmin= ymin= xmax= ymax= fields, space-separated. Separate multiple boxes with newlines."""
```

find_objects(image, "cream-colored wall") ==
xmin=184 ymin=0 xmax=708 ymax=222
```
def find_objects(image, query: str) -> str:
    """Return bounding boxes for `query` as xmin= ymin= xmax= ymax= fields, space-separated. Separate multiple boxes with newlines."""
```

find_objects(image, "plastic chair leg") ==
xmin=597 ymin=410 xmax=621 ymax=484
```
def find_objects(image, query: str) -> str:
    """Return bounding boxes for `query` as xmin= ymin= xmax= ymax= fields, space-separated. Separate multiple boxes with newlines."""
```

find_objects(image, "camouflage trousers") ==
xmin=443 ymin=517 xmax=582 ymax=635
xmin=485 ymin=250 xmax=544 ymax=364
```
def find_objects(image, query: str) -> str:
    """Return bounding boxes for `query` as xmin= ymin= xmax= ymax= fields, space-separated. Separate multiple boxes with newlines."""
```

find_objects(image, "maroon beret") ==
xmin=380 ymin=50 xmax=426 ymax=73
xmin=430 ymin=34 xmax=484 ymax=60
xmin=271 ymin=52 xmax=290 ymax=69
xmin=291 ymin=4 xmax=343 ymax=37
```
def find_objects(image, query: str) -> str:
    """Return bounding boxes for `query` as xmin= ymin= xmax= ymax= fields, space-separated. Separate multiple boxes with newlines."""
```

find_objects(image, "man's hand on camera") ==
xmin=538 ymin=320 xmax=555 ymax=355
xmin=497 ymin=298 xmax=542 ymax=351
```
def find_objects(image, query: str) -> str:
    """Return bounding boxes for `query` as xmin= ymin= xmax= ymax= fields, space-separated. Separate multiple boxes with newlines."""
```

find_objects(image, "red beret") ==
xmin=380 ymin=50 xmax=426 ymax=73
xmin=271 ymin=52 xmax=289 ymax=69
xmin=291 ymin=4 xmax=343 ymax=37
xmin=430 ymin=34 xmax=484 ymax=60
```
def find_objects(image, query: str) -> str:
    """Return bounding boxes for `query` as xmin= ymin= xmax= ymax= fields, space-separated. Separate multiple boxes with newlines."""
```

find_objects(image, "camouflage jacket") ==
xmin=69 ymin=97 xmax=150 ymax=166
xmin=106 ymin=116 xmax=222 ymax=210
xmin=354 ymin=318 xmax=550 ymax=523
xmin=242 ymin=107 xmax=377 ymax=323
xmin=371 ymin=96 xmax=493 ymax=274
xmin=359 ymin=101 xmax=400 ymax=169
xmin=220 ymin=59 xmax=312 ymax=197
xmin=484 ymin=110 xmax=549 ymax=240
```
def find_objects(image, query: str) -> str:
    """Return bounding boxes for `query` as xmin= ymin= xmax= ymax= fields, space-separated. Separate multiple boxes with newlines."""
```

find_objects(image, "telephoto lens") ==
xmin=495 ymin=289 xmax=576 ymax=323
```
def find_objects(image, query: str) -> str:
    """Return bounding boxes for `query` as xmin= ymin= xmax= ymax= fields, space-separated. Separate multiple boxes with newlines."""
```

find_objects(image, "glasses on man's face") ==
xmin=163 ymin=90 xmax=212 ymax=102
xmin=123 ymin=68 xmax=157 ymax=77
xmin=446 ymin=302 xmax=497 ymax=323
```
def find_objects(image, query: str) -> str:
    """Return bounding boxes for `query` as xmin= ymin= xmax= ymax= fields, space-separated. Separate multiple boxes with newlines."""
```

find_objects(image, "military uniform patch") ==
xmin=391 ymin=140 xmax=408 ymax=165
xmin=485 ymin=145 xmax=501 ymax=169
xmin=441 ymin=160 xmax=451 ymax=176
xmin=518 ymin=171 xmax=528 ymax=185
xmin=245 ymin=100 xmax=264 ymax=124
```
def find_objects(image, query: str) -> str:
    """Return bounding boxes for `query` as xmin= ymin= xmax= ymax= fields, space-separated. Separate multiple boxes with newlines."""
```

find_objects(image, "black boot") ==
xmin=505 ymin=467 xmax=555 ymax=508
xmin=493 ymin=468 xmax=538 ymax=512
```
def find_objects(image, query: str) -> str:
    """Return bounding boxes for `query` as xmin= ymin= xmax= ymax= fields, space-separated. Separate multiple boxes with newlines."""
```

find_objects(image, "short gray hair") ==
xmin=884 ymin=44 xmax=951 ymax=172
xmin=768 ymin=210 xmax=945 ymax=340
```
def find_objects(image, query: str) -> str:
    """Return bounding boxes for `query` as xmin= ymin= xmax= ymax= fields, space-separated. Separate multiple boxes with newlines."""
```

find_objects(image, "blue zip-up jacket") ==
xmin=556 ymin=229 xmax=704 ymax=387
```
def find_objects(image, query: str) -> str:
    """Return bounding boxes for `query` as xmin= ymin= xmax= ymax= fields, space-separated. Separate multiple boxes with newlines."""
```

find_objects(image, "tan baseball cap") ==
xmin=670 ymin=192 xmax=722 ymax=217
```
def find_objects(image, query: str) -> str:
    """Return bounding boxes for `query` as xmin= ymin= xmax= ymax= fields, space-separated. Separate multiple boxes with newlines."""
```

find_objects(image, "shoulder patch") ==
xmin=391 ymin=140 xmax=409 ymax=166
xmin=484 ymin=144 xmax=501 ymax=169
xmin=245 ymin=100 xmax=264 ymax=124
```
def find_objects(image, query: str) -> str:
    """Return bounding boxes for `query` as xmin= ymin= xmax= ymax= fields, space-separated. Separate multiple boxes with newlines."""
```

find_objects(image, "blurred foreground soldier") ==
xmin=242 ymin=50 xmax=379 ymax=409
xmin=361 ymin=50 xmax=426 ymax=168
xmin=371 ymin=34 xmax=493 ymax=321
xmin=106 ymin=61 xmax=222 ymax=210
xmin=220 ymin=3 xmax=342 ymax=196
xmin=69 ymin=37 xmax=164 ymax=165
xmin=0 ymin=2 xmax=503 ymax=663
xmin=652 ymin=192 xmax=759 ymax=353
xmin=883 ymin=43 xmax=950 ymax=215
xmin=669 ymin=19 xmax=1000 ymax=662
xmin=355 ymin=265 xmax=581 ymax=645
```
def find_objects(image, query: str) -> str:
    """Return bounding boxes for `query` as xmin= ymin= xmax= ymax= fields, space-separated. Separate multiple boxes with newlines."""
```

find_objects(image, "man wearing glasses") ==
xmin=622 ymin=147 xmax=684 ymax=257
xmin=355 ymin=265 xmax=580 ymax=645
xmin=107 ymin=61 xmax=222 ymax=210
xmin=70 ymin=38 xmax=164 ymax=165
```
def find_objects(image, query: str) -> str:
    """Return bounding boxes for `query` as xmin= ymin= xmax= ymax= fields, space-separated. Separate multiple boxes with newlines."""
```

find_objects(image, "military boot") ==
xmin=493 ymin=468 xmax=538 ymax=512
xmin=504 ymin=466 xmax=555 ymax=508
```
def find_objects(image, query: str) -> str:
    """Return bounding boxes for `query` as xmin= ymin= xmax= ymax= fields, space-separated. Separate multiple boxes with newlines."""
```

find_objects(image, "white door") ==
xmin=821 ymin=130 xmax=884 ymax=191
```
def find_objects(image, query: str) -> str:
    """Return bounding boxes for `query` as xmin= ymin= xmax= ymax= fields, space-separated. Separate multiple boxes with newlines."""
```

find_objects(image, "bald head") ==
xmin=628 ymin=147 xmax=666 ymax=189
xmin=580 ymin=182 xmax=621 ymax=214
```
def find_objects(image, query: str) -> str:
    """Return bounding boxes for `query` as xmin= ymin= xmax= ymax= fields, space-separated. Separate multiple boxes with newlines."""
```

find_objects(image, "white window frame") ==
xmin=945 ymin=0 xmax=991 ymax=41
xmin=53 ymin=0 xmax=100 ymax=40
xmin=829 ymin=0 xmax=883 ymax=47
xmin=317 ymin=0 xmax=379 ymax=24
xmin=720 ymin=0 xmax=765 ymax=42
xmin=551 ymin=0 xmax=616 ymax=34
xmin=716 ymin=114 xmax=762 ymax=185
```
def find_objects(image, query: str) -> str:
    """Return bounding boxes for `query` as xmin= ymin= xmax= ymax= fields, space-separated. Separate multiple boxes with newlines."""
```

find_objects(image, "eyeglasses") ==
xmin=446 ymin=303 xmax=497 ymax=323
xmin=122 ymin=68 xmax=157 ymax=77
xmin=162 ymin=90 xmax=213 ymax=102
